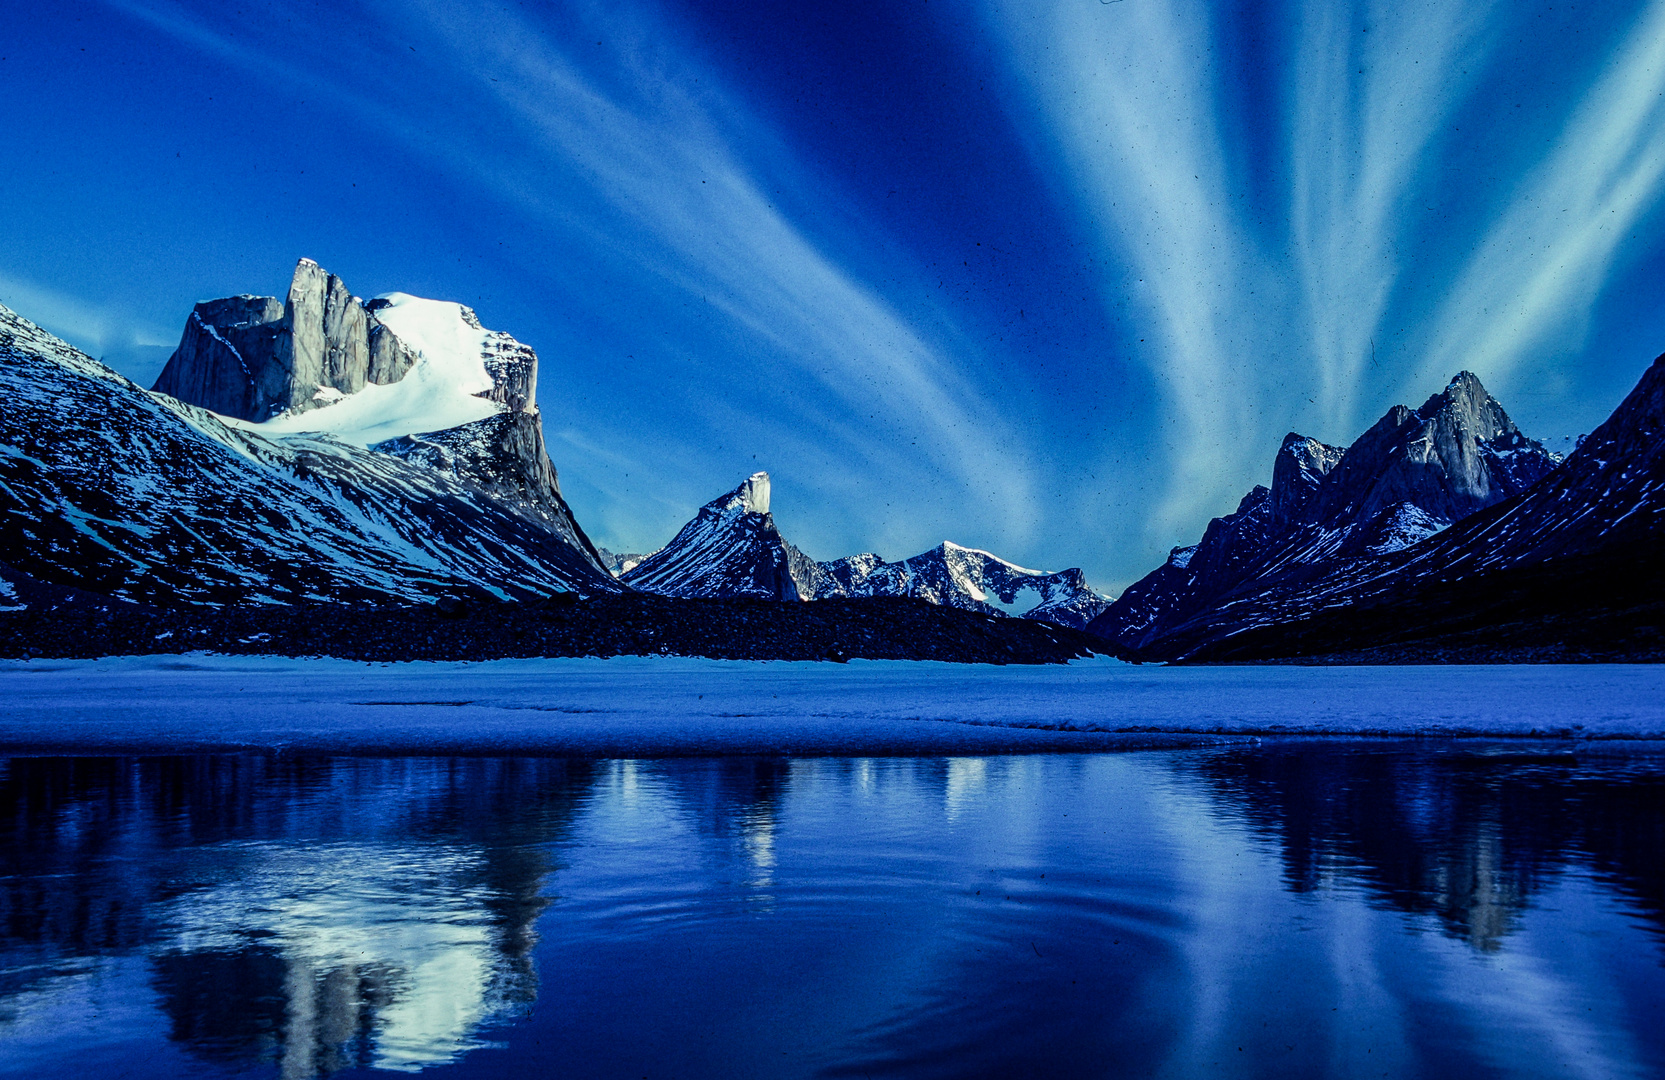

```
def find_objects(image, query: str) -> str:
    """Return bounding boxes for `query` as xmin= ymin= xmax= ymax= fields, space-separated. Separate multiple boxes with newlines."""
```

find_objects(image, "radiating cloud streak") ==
xmin=980 ymin=0 xmax=1272 ymax=537
xmin=986 ymin=0 xmax=1665 ymax=551
xmin=984 ymin=0 xmax=1497 ymax=536
xmin=1290 ymin=0 xmax=1495 ymax=424
xmin=54 ymin=0 xmax=1665 ymax=577
xmin=435 ymin=0 xmax=1030 ymax=502
xmin=1418 ymin=0 xmax=1665 ymax=392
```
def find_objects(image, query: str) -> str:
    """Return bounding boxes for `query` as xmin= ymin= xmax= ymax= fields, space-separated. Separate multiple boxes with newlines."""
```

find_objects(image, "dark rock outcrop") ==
xmin=0 ymin=590 xmax=1109 ymax=665
xmin=1090 ymin=372 xmax=1559 ymax=654
xmin=373 ymin=411 xmax=601 ymax=561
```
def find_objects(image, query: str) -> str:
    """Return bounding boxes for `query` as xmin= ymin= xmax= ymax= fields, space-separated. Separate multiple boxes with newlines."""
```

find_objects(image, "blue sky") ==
xmin=5 ymin=0 xmax=1665 ymax=590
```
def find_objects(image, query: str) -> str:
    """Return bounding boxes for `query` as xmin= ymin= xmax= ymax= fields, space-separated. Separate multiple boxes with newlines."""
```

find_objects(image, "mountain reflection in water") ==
xmin=0 ymin=757 xmax=586 ymax=1075
xmin=0 ymin=746 xmax=1661 ymax=1079
xmin=1181 ymin=745 xmax=1665 ymax=952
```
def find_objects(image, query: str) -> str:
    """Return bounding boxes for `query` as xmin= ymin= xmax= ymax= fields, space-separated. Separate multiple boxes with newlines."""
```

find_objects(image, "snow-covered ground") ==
xmin=0 ymin=655 xmax=1660 ymax=755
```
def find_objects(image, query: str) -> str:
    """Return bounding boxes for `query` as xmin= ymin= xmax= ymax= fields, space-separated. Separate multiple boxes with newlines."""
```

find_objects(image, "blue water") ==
xmin=0 ymin=746 xmax=1661 ymax=1078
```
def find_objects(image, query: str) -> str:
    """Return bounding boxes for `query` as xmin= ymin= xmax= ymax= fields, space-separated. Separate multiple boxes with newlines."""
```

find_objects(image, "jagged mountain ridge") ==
xmin=0 ymin=294 xmax=619 ymax=605
xmin=620 ymin=473 xmax=1109 ymax=627
xmin=1164 ymin=351 xmax=1665 ymax=661
xmin=817 ymin=542 xmax=1110 ymax=629
xmin=1091 ymin=372 xmax=1560 ymax=654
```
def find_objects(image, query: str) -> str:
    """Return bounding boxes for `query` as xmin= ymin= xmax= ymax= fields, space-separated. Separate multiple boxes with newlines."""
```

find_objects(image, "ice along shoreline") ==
xmin=0 ymin=654 xmax=1662 ymax=756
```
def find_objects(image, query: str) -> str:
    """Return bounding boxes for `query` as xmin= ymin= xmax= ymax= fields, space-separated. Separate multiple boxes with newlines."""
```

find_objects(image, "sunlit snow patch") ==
xmin=235 ymin=293 xmax=502 ymax=447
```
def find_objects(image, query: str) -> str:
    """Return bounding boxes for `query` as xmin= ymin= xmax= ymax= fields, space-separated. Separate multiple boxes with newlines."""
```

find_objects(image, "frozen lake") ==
xmin=0 ymin=745 xmax=1662 ymax=1078
xmin=1 ymin=655 xmax=1662 ymax=754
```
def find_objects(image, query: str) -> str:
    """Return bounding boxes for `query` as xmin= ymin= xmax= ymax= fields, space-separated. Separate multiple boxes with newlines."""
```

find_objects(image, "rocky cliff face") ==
xmin=1090 ymin=371 xmax=1560 ymax=653
xmin=150 ymin=260 xmax=607 ymax=574
xmin=1305 ymin=372 xmax=1548 ymax=531
xmin=153 ymin=259 xmax=418 ymax=422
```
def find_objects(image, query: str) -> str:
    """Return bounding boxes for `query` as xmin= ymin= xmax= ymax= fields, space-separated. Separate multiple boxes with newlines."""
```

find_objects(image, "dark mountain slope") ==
xmin=621 ymin=473 xmax=815 ymax=600
xmin=1144 ymin=354 xmax=1665 ymax=662
xmin=1090 ymin=372 xmax=1559 ymax=655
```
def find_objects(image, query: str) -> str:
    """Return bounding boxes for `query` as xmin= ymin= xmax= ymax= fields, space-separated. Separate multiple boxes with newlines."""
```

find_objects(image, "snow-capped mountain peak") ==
xmin=0 ymin=298 xmax=618 ymax=604
xmin=145 ymin=261 xmax=601 ymax=557
xmin=817 ymin=540 xmax=1109 ymax=628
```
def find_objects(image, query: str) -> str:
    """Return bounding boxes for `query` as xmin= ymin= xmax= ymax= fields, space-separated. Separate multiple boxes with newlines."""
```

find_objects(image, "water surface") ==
xmin=1 ymin=745 xmax=1661 ymax=1078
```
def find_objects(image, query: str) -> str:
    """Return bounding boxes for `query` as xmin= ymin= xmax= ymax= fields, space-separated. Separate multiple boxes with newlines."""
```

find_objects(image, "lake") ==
xmin=1 ymin=744 xmax=1661 ymax=1078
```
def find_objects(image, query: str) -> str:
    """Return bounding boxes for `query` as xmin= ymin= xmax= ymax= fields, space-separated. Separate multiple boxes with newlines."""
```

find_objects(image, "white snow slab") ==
xmin=0 ymin=656 xmax=1661 ymax=755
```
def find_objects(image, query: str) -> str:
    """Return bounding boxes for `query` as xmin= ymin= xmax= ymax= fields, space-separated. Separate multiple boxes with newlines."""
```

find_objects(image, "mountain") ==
xmin=0 ymin=265 xmax=618 ymax=606
xmin=596 ymin=548 xmax=652 ymax=577
xmin=1159 ymin=353 xmax=1665 ymax=661
xmin=622 ymin=474 xmax=1109 ymax=627
xmin=817 ymin=543 xmax=1110 ymax=629
xmin=1090 ymin=372 xmax=1560 ymax=655
xmin=620 ymin=472 xmax=819 ymax=600
xmin=152 ymin=259 xmax=600 ymax=557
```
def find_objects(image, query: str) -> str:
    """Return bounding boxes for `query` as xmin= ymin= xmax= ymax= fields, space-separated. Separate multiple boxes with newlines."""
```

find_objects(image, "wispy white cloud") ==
xmin=985 ymin=0 xmax=1664 ymax=550
xmin=979 ymin=0 xmax=1274 ymax=538
xmin=405 ymin=0 xmax=1040 ymax=540
xmin=0 ymin=270 xmax=174 ymax=362
xmin=1290 ymin=0 xmax=1496 ymax=425
xmin=80 ymin=0 xmax=1665 ymax=572
xmin=1417 ymin=0 xmax=1665 ymax=392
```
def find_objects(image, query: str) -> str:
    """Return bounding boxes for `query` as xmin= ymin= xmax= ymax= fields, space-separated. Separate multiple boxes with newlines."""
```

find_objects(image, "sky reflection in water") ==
xmin=0 ymin=746 xmax=1661 ymax=1078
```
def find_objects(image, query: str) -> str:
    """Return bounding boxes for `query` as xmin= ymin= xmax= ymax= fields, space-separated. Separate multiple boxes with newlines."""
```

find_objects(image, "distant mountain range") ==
xmin=0 ymin=259 xmax=1101 ymax=632
xmin=615 ymin=471 xmax=1110 ymax=629
xmin=2 ymin=257 xmax=1660 ymax=661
